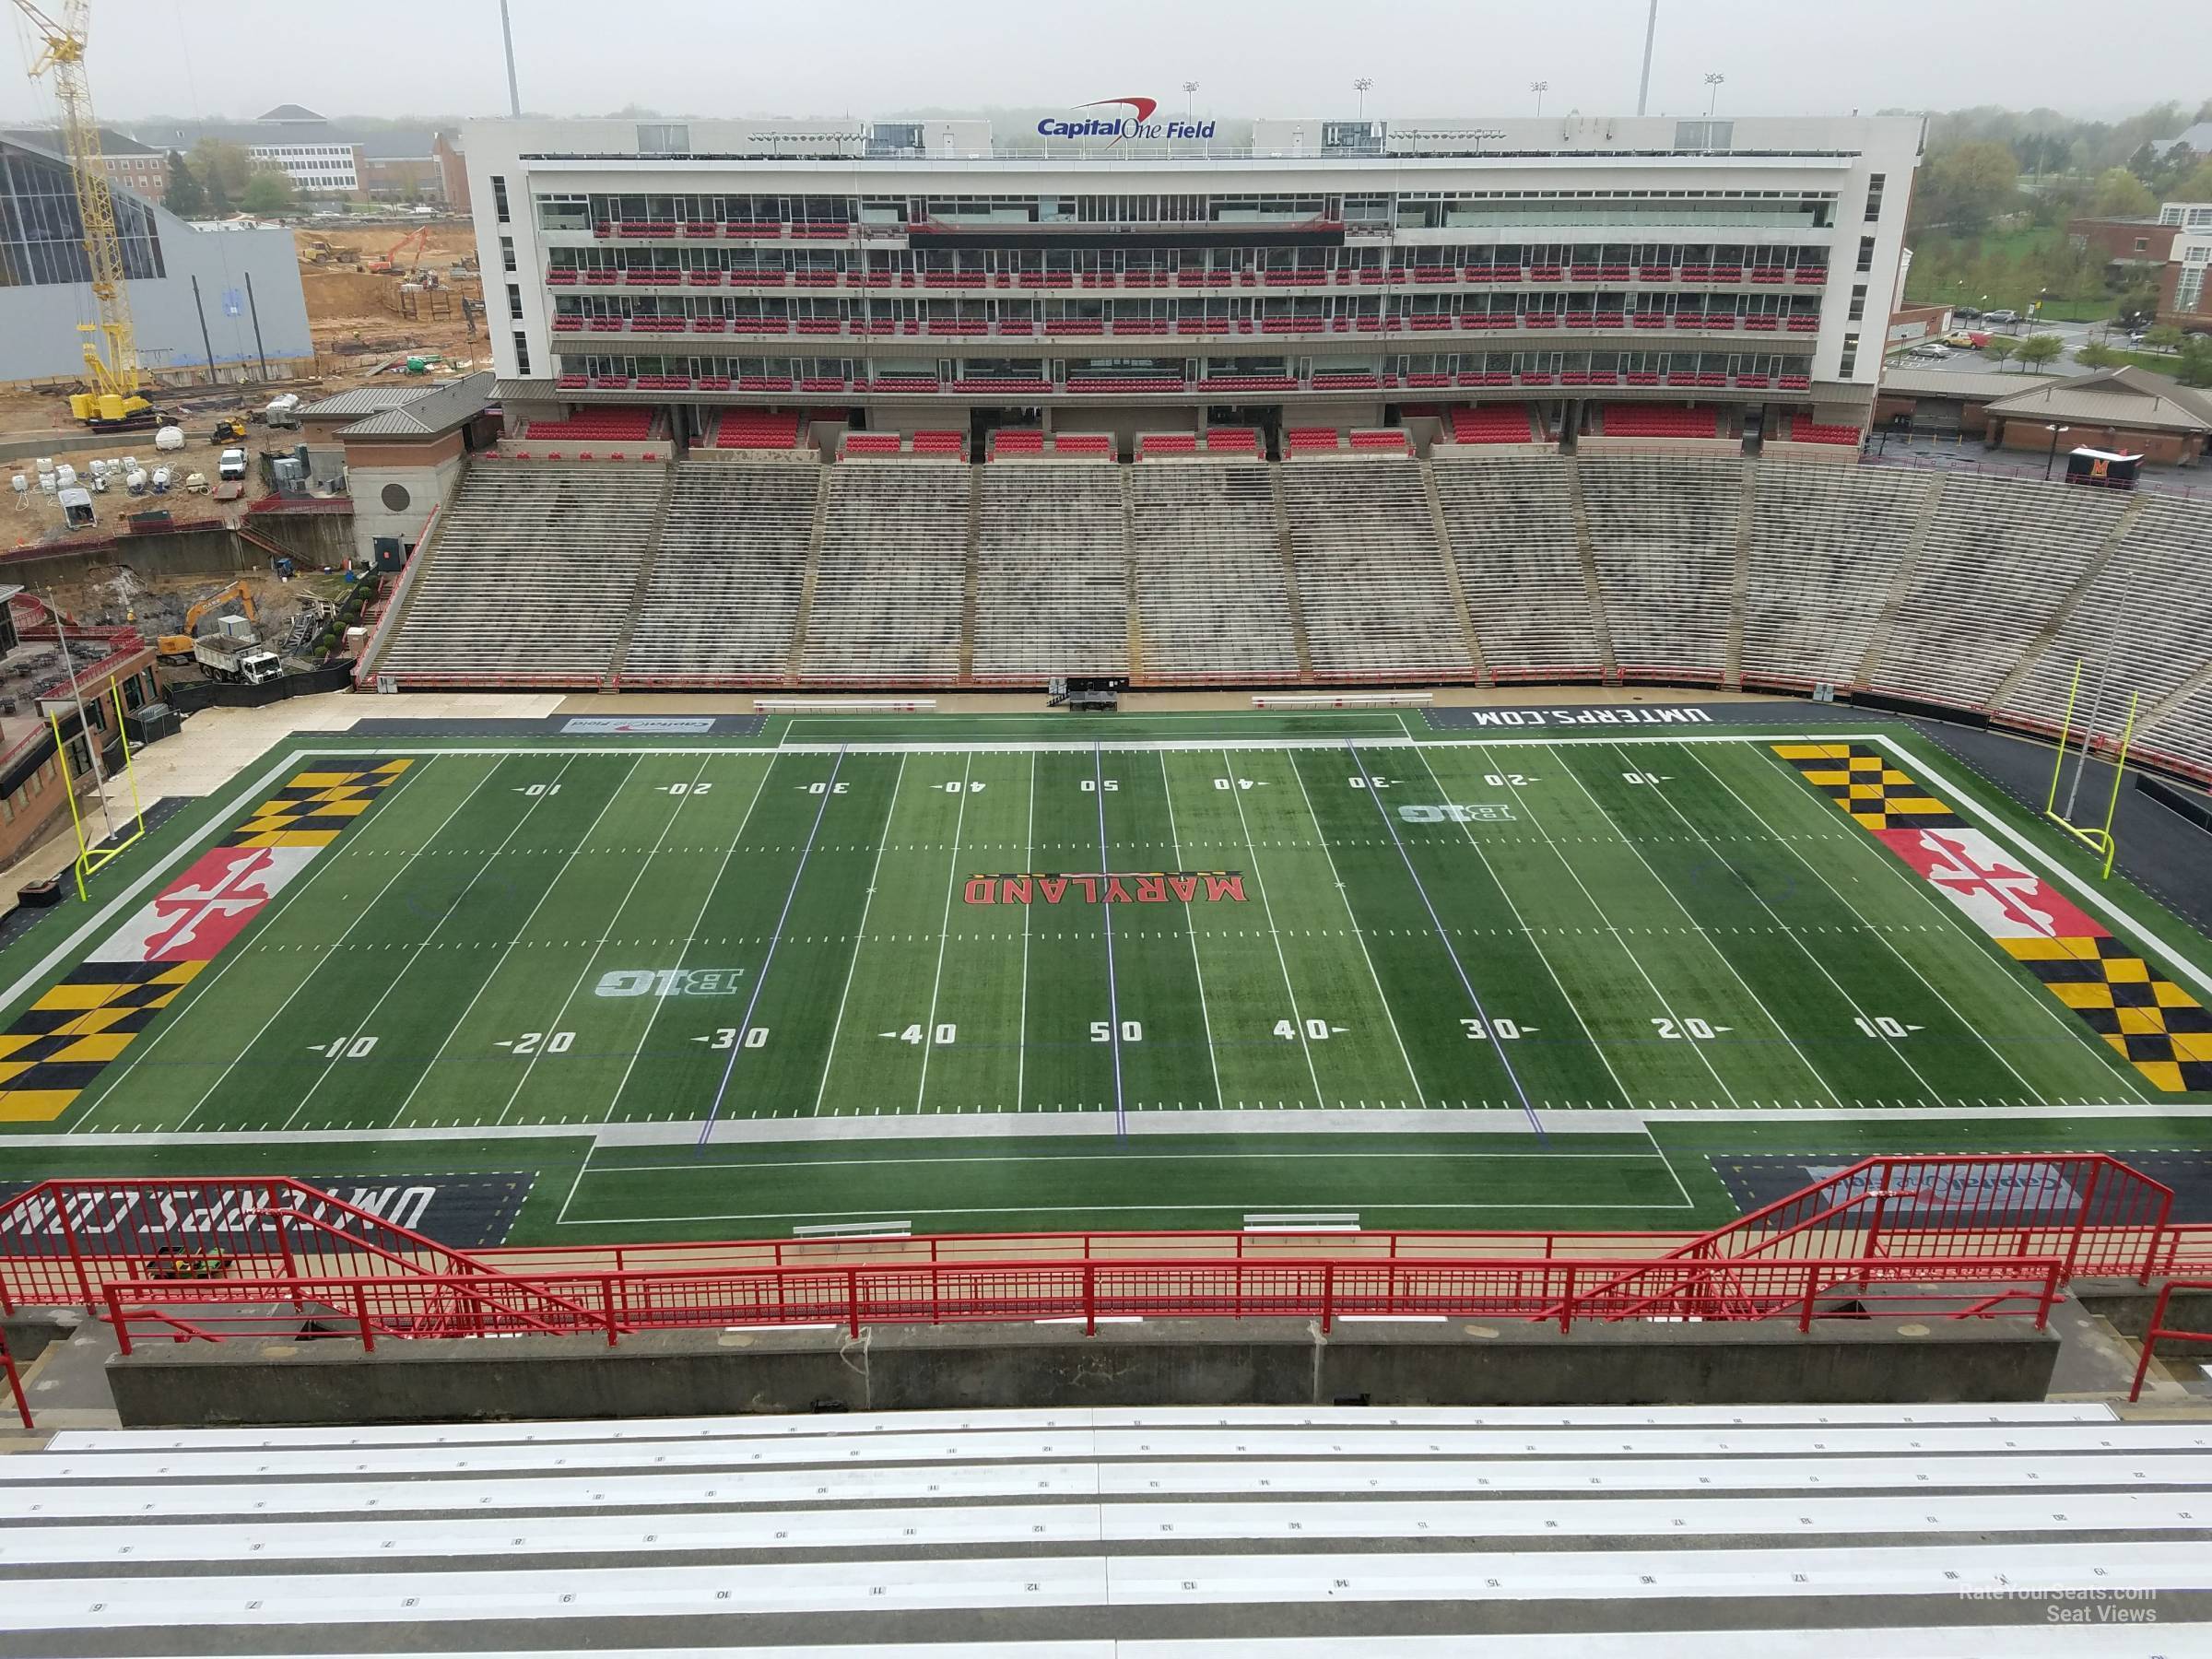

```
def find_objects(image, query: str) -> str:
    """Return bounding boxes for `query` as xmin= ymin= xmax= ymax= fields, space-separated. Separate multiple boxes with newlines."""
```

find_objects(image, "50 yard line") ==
xmin=1094 ymin=740 xmax=1128 ymax=1138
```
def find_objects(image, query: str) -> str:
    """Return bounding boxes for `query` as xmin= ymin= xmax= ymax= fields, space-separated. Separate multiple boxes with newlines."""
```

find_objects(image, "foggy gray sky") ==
xmin=4 ymin=0 xmax=2206 ymax=128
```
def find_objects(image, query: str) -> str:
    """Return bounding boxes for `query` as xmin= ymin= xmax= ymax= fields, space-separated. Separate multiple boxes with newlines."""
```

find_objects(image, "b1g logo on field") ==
xmin=1399 ymin=803 xmax=1515 ymax=823
xmin=594 ymin=968 xmax=747 ymax=998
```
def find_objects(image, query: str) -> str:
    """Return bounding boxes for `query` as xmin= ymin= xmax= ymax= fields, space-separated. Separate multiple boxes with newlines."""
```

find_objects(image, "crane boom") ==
xmin=11 ymin=0 xmax=147 ymax=419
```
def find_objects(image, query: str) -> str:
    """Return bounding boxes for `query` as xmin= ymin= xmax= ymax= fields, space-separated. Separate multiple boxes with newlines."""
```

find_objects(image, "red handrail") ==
xmin=0 ymin=1329 xmax=29 ymax=1430
xmin=99 ymin=1253 xmax=2065 ymax=1354
xmin=2129 ymin=1277 xmax=2212 ymax=1402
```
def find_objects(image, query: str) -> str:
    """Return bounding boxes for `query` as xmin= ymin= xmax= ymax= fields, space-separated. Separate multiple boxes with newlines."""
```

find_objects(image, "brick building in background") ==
xmin=0 ymin=126 xmax=168 ymax=204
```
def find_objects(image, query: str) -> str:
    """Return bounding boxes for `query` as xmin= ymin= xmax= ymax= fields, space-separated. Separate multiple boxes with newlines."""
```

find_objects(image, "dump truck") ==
xmin=191 ymin=615 xmax=281 ymax=686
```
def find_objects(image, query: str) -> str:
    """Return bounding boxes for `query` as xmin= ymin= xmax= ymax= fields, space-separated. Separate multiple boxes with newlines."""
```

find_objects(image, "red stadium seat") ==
xmin=1446 ymin=406 xmax=1540 ymax=445
xmin=1600 ymin=404 xmax=1720 ymax=439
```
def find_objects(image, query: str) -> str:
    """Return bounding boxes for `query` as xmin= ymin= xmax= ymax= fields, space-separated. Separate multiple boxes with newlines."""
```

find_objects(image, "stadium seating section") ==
xmin=801 ymin=459 xmax=970 ymax=681
xmin=713 ymin=410 xmax=805 ymax=450
xmin=1600 ymin=403 xmax=1721 ymax=439
xmin=1447 ymin=404 xmax=1541 ymax=444
xmin=972 ymin=463 xmax=1130 ymax=681
xmin=519 ymin=407 xmax=658 ymax=445
xmin=1783 ymin=415 xmax=1863 ymax=446
xmin=379 ymin=451 xmax=2212 ymax=781
xmin=622 ymin=463 xmax=820 ymax=685
xmin=20 ymin=1405 xmax=2180 ymax=1653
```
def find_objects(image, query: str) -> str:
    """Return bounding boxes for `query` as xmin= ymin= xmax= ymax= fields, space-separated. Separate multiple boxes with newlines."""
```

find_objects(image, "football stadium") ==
xmin=4 ymin=80 xmax=2212 ymax=1658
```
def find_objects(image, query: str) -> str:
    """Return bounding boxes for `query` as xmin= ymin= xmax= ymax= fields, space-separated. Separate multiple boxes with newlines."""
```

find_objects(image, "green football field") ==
xmin=2 ymin=714 xmax=2208 ymax=1242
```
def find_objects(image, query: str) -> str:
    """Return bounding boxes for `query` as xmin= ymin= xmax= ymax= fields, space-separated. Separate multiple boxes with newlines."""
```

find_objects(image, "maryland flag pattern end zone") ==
xmin=0 ymin=759 xmax=410 ymax=1123
xmin=1774 ymin=743 xmax=2210 ymax=1095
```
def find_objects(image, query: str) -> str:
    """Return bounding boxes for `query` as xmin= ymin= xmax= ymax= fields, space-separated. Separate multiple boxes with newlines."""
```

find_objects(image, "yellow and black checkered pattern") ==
xmin=231 ymin=759 xmax=412 ymax=849
xmin=0 ymin=960 xmax=207 ymax=1122
xmin=2000 ymin=935 xmax=2212 ymax=1094
xmin=1772 ymin=743 xmax=1964 ymax=831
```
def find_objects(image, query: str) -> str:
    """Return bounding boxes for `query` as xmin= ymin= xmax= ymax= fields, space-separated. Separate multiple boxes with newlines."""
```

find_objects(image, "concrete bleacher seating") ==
xmin=1873 ymin=476 xmax=2130 ymax=709
xmin=1583 ymin=454 xmax=1741 ymax=680
xmin=9 ymin=1405 xmax=2205 ymax=1652
xmin=971 ymin=463 xmax=1130 ymax=681
xmin=620 ymin=463 xmax=818 ymax=684
xmin=1998 ymin=493 xmax=2212 ymax=740
xmin=1132 ymin=463 xmax=1302 ymax=681
xmin=801 ymin=461 xmax=969 ymax=682
xmin=1433 ymin=453 xmax=1600 ymax=678
xmin=1740 ymin=463 xmax=1929 ymax=690
xmin=1280 ymin=458 xmax=1474 ymax=679
xmin=380 ymin=462 xmax=668 ymax=684
xmin=1603 ymin=403 xmax=1719 ymax=439
xmin=1448 ymin=403 xmax=1540 ymax=444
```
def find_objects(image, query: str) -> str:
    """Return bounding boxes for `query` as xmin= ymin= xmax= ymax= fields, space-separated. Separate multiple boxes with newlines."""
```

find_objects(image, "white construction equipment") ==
xmin=191 ymin=614 xmax=281 ymax=685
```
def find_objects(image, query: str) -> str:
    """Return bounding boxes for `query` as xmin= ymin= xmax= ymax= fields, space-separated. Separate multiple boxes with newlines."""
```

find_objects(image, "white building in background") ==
xmin=249 ymin=141 xmax=361 ymax=196
xmin=465 ymin=110 xmax=1923 ymax=431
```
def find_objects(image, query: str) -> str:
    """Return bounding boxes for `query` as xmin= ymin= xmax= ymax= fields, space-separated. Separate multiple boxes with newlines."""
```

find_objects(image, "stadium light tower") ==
xmin=1183 ymin=80 xmax=1198 ymax=119
xmin=1531 ymin=80 xmax=1548 ymax=115
xmin=1704 ymin=73 xmax=1725 ymax=116
xmin=498 ymin=0 xmax=521 ymax=118
xmin=2042 ymin=422 xmax=2072 ymax=482
xmin=1636 ymin=0 xmax=1658 ymax=115
xmin=1355 ymin=78 xmax=1373 ymax=118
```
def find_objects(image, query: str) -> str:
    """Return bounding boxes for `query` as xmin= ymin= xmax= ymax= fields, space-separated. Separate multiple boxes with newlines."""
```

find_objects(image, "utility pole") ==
xmin=1636 ymin=0 xmax=1658 ymax=116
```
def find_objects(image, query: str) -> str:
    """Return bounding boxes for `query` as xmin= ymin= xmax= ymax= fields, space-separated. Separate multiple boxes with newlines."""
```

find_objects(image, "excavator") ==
xmin=366 ymin=228 xmax=432 ymax=276
xmin=157 ymin=581 xmax=257 ymax=661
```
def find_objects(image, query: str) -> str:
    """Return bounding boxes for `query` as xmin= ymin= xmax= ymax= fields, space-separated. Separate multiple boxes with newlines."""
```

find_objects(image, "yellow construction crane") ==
xmin=10 ymin=0 xmax=151 ymax=426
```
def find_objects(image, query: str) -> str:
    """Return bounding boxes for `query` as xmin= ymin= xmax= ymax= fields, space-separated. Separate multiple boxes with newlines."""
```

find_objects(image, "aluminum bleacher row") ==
xmin=6 ymin=1406 xmax=2207 ymax=1653
xmin=622 ymin=463 xmax=819 ymax=686
xmin=376 ymin=463 xmax=667 ymax=687
xmin=373 ymin=453 xmax=2212 ymax=782
xmin=973 ymin=462 xmax=1129 ymax=681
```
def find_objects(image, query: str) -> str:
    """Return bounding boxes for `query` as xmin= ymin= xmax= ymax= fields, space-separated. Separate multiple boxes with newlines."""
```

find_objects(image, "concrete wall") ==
xmin=0 ymin=512 xmax=357 ymax=594
xmin=0 ymin=222 xmax=312 ymax=388
xmin=345 ymin=455 xmax=464 ymax=565
xmin=105 ymin=1315 xmax=2059 ymax=1427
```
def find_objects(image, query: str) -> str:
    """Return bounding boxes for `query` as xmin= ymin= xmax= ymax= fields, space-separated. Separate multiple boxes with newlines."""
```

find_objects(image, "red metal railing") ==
xmin=0 ymin=1178 xmax=590 ymax=1325
xmin=2129 ymin=1278 xmax=2212 ymax=1402
xmin=0 ymin=1329 xmax=29 ymax=1430
xmin=100 ymin=1252 xmax=2065 ymax=1353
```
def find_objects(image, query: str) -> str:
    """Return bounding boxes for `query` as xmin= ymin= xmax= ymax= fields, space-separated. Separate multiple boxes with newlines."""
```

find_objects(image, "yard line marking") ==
xmin=65 ymin=756 xmax=440 ymax=1131
xmin=161 ymin=759 xmax=501 ymax=1135
xmin=1223 ymin=749 xmax=1327 ymax=1112
xmin=1094 ymin=740 xmax=1128 ymax=1140
xmin=1759 ymin=740 xmax=2153 ymax=1107
xmin=913 ymin=752 xmax=974 ymax=1113
xmin=1347 ymin=743 xmax=1544 ymax=1138
xmin=806 ymin=754 xmax=907 ymax=1119
xmin=384 ymin=755 xmax=643 ymax=1128
xmin=500 ymin=753 xmax=724 ymax=1126
xmin=280 ymin=755 xmax=583 ymax=1134
xmin=1679 ymin=743 xmax=2053 ymax=1105
xmin=1397 ymin=743 xmax=1634 ymax=1116
xmin=1542 ymin=743 xmax=1841 ymax=1106
xmin=1016 ymin=751 xmax=1035 ymax=1113
xmin=601 ymin=753 xmax=781 ymax=1125
xmin=1464 ymin=746 xmax=1746 ymax=1111
xmin=1158 ymin=753 xmax=1224 ymax=1114
xmin=1608 ymin=738 xmax=1953 ymax=1110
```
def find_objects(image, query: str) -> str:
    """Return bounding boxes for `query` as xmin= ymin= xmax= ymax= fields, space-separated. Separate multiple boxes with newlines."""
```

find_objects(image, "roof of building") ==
xmin=296 ymin=382 xmax=443 ymax=420
xmin=1877 ymin=368 xmax=2047 ymax=401
xmin=256 ymin=104 xmax=326 ymax=123
xmin=118 ymin=117 xmax=439 ymax=157
xmin=335 ymin=371 xmax=495 ymax=439
xmin=2152 ymin=121 xmax=2212 ymax=155
xmin=1983 ymin=366 xmax=2212 ymax=433
xmin=0 ymin=125 xmax=158 ymax=156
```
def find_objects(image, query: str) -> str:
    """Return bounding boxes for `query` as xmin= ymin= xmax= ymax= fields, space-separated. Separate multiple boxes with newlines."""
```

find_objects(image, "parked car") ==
xmin=1953 ymin=305 xmax=1983 ymax=320
xmin=1943 ymin=331 xmax=1979 ymax=347
xmin=1985 ymin=309 xmax=2019 ymax=324
xmin=1908 ymin=343 xmax=1951 ymax=360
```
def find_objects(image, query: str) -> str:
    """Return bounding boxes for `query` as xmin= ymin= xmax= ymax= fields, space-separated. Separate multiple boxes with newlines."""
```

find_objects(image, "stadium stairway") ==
xmin=5 ymin=1405 xmax=2209 ymax=1652
xmin=602 ymin=465 xmax=681 ymax=688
